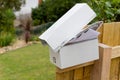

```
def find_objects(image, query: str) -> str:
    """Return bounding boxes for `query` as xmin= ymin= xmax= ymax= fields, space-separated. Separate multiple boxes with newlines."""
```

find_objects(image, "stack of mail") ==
xmin=67 ymin=21 xmax=103 ymax=44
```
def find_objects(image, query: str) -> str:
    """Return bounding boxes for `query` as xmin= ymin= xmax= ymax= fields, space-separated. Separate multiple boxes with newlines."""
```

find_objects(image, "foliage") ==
xmin=0 ymin=44 xmax=55 ymax=80
xmin=0 ymin=0 xmax=24 ymax=32
xmin=0 ymin=0 xmax=24 ymax=11
xmin=0 ymin=0 xmax=24 ymax=46
xmin=32 ymin=19 xmax=41 ymax=26
xmin=30 ymin=35 xmax=39 ymax=41
xmin=0 ymin=0 xmax=24 ymax=31
xmin=0 ymin=9 xmax=15 ymax=47
xmin=87 ymin=0 xmax=120 ymax=22
xmin=0 ymin=32 xmax=15 ymax=47
xmin=32 ymin=2 xmax=47 ymax=25
xmin=32 ymin=0 xmax=120 ymax=25
xmin=0 ymin=9 xmax=15 ymax=33
xmin=32 ymin=0 xmax=82 ymax=25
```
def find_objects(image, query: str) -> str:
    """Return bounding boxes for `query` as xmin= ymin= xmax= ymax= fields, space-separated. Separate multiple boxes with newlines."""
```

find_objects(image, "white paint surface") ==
xmin=50 ymin=39 xmax=99 ymax=69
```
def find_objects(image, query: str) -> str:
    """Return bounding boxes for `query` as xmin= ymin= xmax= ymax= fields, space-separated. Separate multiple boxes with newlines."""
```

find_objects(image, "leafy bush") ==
xmin=32 ymin=0 xmax=82 ymax=25
xmin=0 ymin=9 xmax=15 ymax=33
xmin=0 ymin=0 xmax=24 ymax=46
xmin=32 ymin=0 xmax=120 ymax=24
xmin=0 ymin=9 xmax=15 ymax=47
xmin=87 ymin=1 xmax=120 ymax=22
xmin=0 ymin=32 xmax=14 ymax=47
xmin=32 ymin=19 xmax=41 ymax=26
xmin=30 ymin=35 xmax=39 ymax=41
xmin=32 ymin=2 xmax=47 ymax=25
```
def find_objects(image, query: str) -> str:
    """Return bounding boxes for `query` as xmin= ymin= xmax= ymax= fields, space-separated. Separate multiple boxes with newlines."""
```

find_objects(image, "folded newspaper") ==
xmin=66 ymin=21 xmax=103 ymax=45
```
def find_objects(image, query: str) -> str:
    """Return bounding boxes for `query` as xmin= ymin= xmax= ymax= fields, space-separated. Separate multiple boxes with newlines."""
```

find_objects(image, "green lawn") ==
xmin=0 ymin=43 xmax=55 ymax=80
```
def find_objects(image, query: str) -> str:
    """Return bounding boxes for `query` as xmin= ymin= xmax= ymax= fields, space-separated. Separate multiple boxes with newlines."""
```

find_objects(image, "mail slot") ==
xmin=39 ymin=3 xmax=102 ymax=69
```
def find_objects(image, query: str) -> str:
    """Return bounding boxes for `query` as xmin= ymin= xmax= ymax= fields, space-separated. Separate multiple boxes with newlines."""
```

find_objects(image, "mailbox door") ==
xmin=39 ymin=3 xmax=96 ymax=52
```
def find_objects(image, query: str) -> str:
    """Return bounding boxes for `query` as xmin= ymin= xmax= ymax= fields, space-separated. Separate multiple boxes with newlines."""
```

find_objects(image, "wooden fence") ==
xmin=56 ymin=22 xmax=120 ymax=80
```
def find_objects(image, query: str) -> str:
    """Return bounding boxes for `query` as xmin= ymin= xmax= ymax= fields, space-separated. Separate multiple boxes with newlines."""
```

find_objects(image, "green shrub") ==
xmin=0 ymin=9 xmax=16 ymax=47
xmin=32 ymin=2 xmax=47 ymax=25
xmin=30 ymin=35 xmax=39 ymax=41
xmin=32 ymin=0 xmax=82 ymax=25
xmin=0 ymin=32 xmax=14 ymax=47
xmin=87 ymin=1 xmax=120 ymax=22
xmin=0 ymin=9 xmax=15 ymax=33
xmin=32 ymin=0 xmax=120 ymax=24
xmin=32 ymin=19 xmax=41 ymax=26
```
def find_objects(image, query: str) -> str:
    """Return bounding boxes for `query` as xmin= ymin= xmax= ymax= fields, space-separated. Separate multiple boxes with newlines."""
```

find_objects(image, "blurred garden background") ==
xmin=0 ymin=0 xmax=120 ymax=80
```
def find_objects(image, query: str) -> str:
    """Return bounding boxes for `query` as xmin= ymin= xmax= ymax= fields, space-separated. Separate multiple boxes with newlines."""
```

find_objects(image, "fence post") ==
xmin=56 ymin=68 xmax=74 ymax=80
xmin=91 ymin=43 xmax=112 ymax=80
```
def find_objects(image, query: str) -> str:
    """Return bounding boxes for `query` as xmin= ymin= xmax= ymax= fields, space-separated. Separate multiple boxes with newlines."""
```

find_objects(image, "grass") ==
xmin=0 ymin=43 xmax=55 ymax=80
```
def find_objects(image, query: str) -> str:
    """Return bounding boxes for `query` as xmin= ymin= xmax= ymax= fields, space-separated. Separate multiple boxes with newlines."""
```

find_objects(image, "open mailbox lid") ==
xmin=39 ymin=3 xmax=96 ymax=52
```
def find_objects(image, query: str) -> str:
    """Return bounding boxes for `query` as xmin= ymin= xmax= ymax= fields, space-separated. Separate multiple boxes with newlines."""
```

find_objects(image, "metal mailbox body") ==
xmin=39 ymin=3 xmax=99 ymax=69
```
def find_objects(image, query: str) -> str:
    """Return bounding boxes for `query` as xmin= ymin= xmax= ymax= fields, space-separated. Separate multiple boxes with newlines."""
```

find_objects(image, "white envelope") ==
xmin=67 ymin=21 xmax=103 ymax=44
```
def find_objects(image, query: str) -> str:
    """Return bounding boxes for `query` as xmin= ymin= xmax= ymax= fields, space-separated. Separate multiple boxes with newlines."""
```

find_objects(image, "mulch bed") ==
xmin=0 ymin=40 xmax=38 ymax=54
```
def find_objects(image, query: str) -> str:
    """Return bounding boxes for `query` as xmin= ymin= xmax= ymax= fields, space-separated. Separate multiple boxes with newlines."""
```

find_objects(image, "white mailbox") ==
xmin=39 ymin=3 xmax=102 ymax=69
